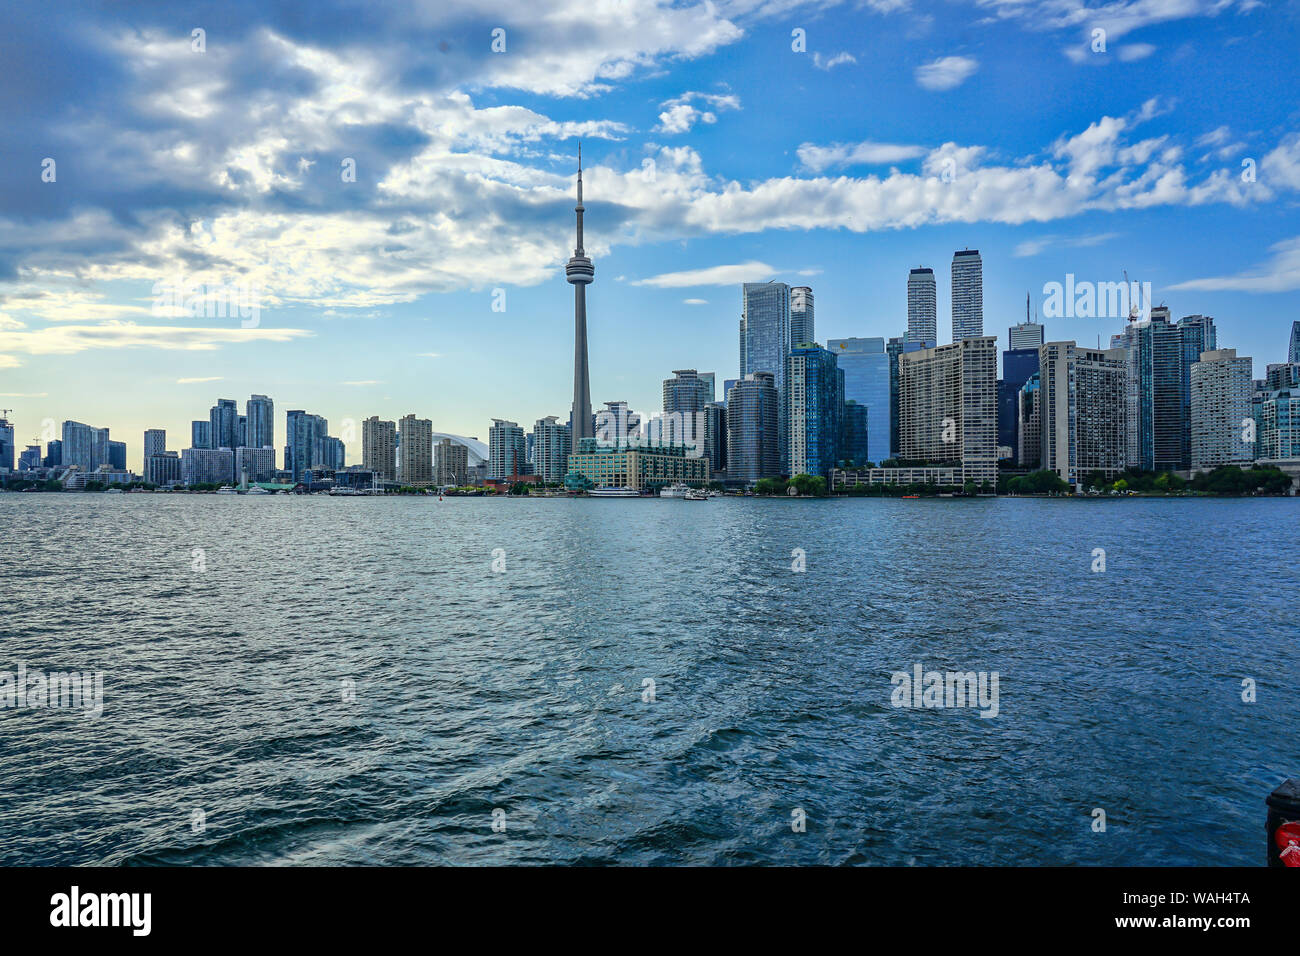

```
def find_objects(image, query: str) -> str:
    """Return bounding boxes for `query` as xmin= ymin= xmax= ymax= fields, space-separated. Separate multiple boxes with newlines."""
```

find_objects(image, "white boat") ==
xmin=103 ymin=487 xmax=123 ymax=494
xmin=589 ymin=486 xmax=637 ymax=497
xmin=685 ymin=488 xmax=709 ymax=500
xmin=246 ymin=486 xmax=269 ymax=495
xmin=215 ymin=485 xmax=237 ymax=495
xmin=659 ymin=482 xmax=691 ymax=498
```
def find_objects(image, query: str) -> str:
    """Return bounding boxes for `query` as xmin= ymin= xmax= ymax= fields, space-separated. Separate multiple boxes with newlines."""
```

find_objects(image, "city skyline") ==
xmin=3 ymin=1 xmax=1299 ymax=469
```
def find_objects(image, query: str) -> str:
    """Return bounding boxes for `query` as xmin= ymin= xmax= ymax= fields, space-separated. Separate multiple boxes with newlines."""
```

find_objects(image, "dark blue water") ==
xmin=1 ymin=494 xmax=1296 ymax=865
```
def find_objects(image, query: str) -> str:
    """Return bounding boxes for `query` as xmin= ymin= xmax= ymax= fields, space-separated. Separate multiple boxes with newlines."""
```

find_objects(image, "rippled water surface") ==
xmin=1 ymin=493 xmax=1296 ymax=865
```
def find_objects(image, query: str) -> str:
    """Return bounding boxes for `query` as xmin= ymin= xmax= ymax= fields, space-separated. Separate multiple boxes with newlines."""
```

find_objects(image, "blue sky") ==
xmin=1 ymin=0 xmax=1298 ymax=468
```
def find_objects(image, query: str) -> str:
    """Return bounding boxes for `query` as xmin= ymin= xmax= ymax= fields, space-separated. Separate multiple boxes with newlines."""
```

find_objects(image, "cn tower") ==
xmin=567 ymin=143 xmax=594 ymax=454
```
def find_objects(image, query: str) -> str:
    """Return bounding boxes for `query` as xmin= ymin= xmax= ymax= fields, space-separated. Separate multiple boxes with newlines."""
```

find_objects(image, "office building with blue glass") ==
xmin=828 ymin=337 xmax=890 ymax=466
xmin=787 ymin=344 xmax=844 ymax=478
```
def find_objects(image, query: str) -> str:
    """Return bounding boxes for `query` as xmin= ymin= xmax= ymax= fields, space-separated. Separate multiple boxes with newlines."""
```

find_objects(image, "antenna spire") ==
xmin=574 ymin=141 xmax=585 ymax=255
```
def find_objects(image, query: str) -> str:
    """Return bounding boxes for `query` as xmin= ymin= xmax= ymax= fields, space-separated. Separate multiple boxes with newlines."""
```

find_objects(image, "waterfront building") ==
xmin=321 ymin=435 xmax=345 ymax=471
xmin=18 ymin=445 xmax=41 ymax=470
xmin=488 ymin=419 xmax=526 ymax=480
xmin=951 ymin=249 xmax=983 ymax=341
xmin=1000 ymin=346 xmax=1041 ymax=464
xmin=565 ymin=437 xmax=707 ymax=492
xmin=61 ymin=421 xmax=111 ymax=472
xmin=0 ymin=414 xmax=14 ymax=472
xmin=1017 ymin=373 xmax=1042 ymax=469
xmin=532 ymin=416 xmax=571 ymax=483
xmin=726 ymin=372 xmax=780 ymax=483
xmin=285 ymin=410 xmax=330 ymax=481
xmin=143 ymin=429 xmax=167 ymax=466
xmin=1258 ymin=389 xmax=1300 ymax=460
xmin=1111 ymin=307 xmax=1185 ymax=471
xmin=828 ymin=337 xmax=891 ymax=465
xmin=887 ymin=335 xmax=933 ymax=458
xmin=362 ymin=416 xmax=397 ymax=480
xmin=1290 ymin=321 xmax=1300 ymax=364
xmin=235 ymin=446 xmax=277 ymax=483
xmin=1179 ymin=315 xmax=1217 ymax=466
xmin=831 ymin=465 xmax=962 ymax=489
xmin=144 ymin=451 xmax=182 ymax=486
xmin=1039 ymin=342 xmax=1127 ymax=486
xmin=595 ymin=401 xmax=642 ymax=446
xmin=181 ymin=447 xmax=235 ymax=486
xmin=1191 ymin=348 xmax=1254 ymax=470
xmin=662 ymin=369 xmax=714 ymax=451
xmin=43 ymin=440 xmax=62 ymax=468
xmin=1264 ymin=363 xmax=1300 ymax=391
xmin=702 ymin=401 xmax=727 ymax=474
xmin=191 ymin=420 xmax=211 ymax=449
xmin=786 ymin=344 xmax=844 ymax=478
xmin=841 ymin=400 xmax=870 ymax=467
xmin=898 ymin=337 xmax=998 ymax=484
xmin=246 ymin=394 xmax=274 ymax=451
xmin=906 ymin=268 xmax=937 ymax=345
xmin=397 ymin=414 xmax=433 ymax=486
xmin=741 ymin=281 xmax=792 ymax=469
xmin=108 ymin=440 xmax=126 ymax=470
xmin=790 ymin=286 xmax=815 ymax=347
xmin=434 ymin=438 xmax=469 ymax=486
xmin=209 ymin=398 xmax=239 ymax=449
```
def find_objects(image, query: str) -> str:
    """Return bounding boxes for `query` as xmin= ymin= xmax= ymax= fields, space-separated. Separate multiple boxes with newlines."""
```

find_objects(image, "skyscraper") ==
xmin=532 ymin=416 xmax=571 ymax=482
xmin=702 ymin=402 xmax=727 ymax=475
xmin=790 ymin=286 xmax=815 ymax=346
xmin=906 ymin=268 xmax=937 ymax=345
xmin=1008 ymin=321 xmax=1045 ymax=350
xmin=567 ymin=144 xmax=594 ymax=456
xmin=143 ymin=429 xmax=167 ymax=464
xmin=1111 ymin=307 xmax=1185 ymax=471
xmin=1178 ymin=314 xmax=1217 ymax=467
xmin=489 ymin=419 xmax=526 ymax=479
xmin=828 ymin=337 xmax=891 ymax=466
xmin=951 ymin=250 xmax=983 ymax=341
xmin=1289 ymin=321 xmax=1300 ymax=364
xmin=786 ymin=344 xmax=844 ymax=478
xmin=209 ymin=398 xmax=238 ymax=450
xmin=397 ymin=414 xmax=433 ymax=486
xmin=61 ymin=421 xmax=110 ymax=472
xmin=1039 ymin=342 xmax=1127 ymax=486
xmin=362 ymin=417 xmax=397 ymax=480
xmin=285 ymin=410 xmax=329 ymax=482
xmin=1017 ymin=373 xmax=1042 ymax=469
xmin=726 ymin=372 xmax=780 ymax=483
xmin=434 ymin=438 xmax=469 ymax=486
xmin=662 ymin=369 xmax=714 ymax=452
xmin=246 ymin=394 xmax=274 ymax=450
xmin=887 ymin=335 xmax=933 ymax=459
xmin=740 ymin=281 xmax=792 ymax=469
xmin=1259 ymin=389 xmax=1300 ymax=459
xmin=191 ymin=420 xmax=211 ymax=450
xmin=899 ymin=337 xmax=998 ymax=484
xmin=1000 ymin=343 xmax=1041 ymax=465
xmin=0 ymin=414 xmax=14 ymax=472
xmin=841 ymin=400 xmax=870 ymax=467
xmin=1191 ymin=348 xmax=1253 ymax=470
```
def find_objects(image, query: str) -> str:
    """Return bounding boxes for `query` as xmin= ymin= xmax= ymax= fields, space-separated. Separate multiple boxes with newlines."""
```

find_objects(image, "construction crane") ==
xmin=1123 ymin=270 xmax=1141 ymax=323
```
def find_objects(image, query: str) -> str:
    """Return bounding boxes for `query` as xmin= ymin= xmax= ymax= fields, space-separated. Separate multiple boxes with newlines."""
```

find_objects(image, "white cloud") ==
xmin=177 ymin=376 xmax=224 ymax=384
xmin=634 ymin=261 xmax=780 ymax=287
xmin=915 ymin=55 xmax=978 ymax=91
xmin=797 ymin=140 xmax=927 ymax=172
xmin=1117 ymin=43 xmax=1156 ymax=61
xmin=813 ymin=51 xmax=857 ymax=70
xmin=2 ymin=323 xmax=311 ymax=356
xmin=683 ymin=298 xmax=709 ymax=305
xmin=654 ymin=91 xmax=741 ymax=134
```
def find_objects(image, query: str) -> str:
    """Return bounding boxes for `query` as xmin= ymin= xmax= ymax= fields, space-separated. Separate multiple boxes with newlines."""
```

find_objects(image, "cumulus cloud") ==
xmin=813 ymin=51 xmax=857 ymax=70
xmin=797 ymin=140 xmax=927 ymax=172
xmin=654 ymin=91 xmax=741 ymax=134
xmin=1170 ymin=236 xmax=1300 ymax=292
xmin=915 ymin=55 xmax=978 ymax=90
xmin=634 ymin=261 xmax=781 ymax=287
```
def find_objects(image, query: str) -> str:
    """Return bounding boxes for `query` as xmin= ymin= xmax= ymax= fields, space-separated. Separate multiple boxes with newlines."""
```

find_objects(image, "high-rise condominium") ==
xmin=191 ymin=420 xmax=211 ymax=450
xmin=740 ymin=281 xmax=792 ymax=470
xmin=1017 ymin=373 xmax=1042 ymax=469
xmin=532 ymin=416 xmax=571 ymax=483
xmin=828 ymin=337 xmax=890 ymax=465
xmin=887 ymin=336 xmax=932 ymax=459
xmin=1191 ymin=348 xmax=1254 ymax=470
xmin=285 ymin=410 xmax=329 ymax=481
xmin=786 ymin=344 xmax=844 ymax=478
xmin=951 ymin=250 xmax=983 ymax=341
xmin=662 ymin=369 xmax=714 ymax=451
xmin=1039 ymin=342 xmax=1127 ymax=486
xmin=1289 ymin=321 xmax=1300 ymax=364
xmin=143 ymin=429 xmax=167 ymax=463
xmin=246 ymin=394 xmax=274 ymax=450
xmin=906 ymin=268 xmax=937 ymax=345
xmin=488 ymin=419 xmax=526 ymax=479
xmin=790 ymin=286 xmax=815 ymax=347
xmin=209 ymin=398 xmax=238 ymax=450
xmin=702 ymin=402 xmax=727 ymax=474
xmin=0 ymin=414 xmax=13 ymax=472
xmin=397 ymin=414 xmax=433 ymax=486
xmin=726 ymin=372 xmax=780 ymax=483
xmin=61 ymin=420 xmax=110 ymax=471
xmin=899 ymin=337 xmax=998 ymax=484
xmin=434 ymin=438 xmax=469 ymax=486
xmin=362 ymin=416 xmax=397 ymax=480
xmin=1258 ymin=389 xmax=1300 ymax=459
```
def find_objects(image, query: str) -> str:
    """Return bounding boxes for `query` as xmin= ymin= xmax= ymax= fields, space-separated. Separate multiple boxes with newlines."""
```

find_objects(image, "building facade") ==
xmin=906 ymin=267 xmax=937 ymax=345
xmin=434 ymin=438 xmax=469 ymax=486
xmin=828 ymin=337 xmax=891 ymax=465
xmin=1191 ymin=348 xmax=1253 ymax=470
xmin=565 ymin=438 xmax=708 ymax=492
xmin=786 ymin=344 xmax=844 ymax=478
xmin=488 ymin=419 xmax=526 ymax=480
xmin=362 ymin=416 xmax=397 ymax=480
xmin=1039 ymin=342 xmax=1127 ymax=486
xmin=951 ymin=249 xmax=983 ymax=341
xmin=532 ymin=416 xmax=571 ymax=483
xmin=726 ymin=372 xmax=780 ymax=483
xmin=790 ymin=286 xmax=815 ymax=347
xmin=397 ymin=414 xmax=433 ymax=486
xmin=898 ymin=337 xmax=998 ymax=484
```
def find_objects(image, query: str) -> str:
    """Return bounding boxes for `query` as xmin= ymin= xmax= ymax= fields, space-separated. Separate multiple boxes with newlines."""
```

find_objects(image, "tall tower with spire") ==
xmin=567 ymin=143 xmax=594 ymax=454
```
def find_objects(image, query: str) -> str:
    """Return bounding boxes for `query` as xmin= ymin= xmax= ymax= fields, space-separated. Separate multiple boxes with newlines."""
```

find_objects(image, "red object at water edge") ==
xmin=1275 ymin=822 xmax=1300 ymax=866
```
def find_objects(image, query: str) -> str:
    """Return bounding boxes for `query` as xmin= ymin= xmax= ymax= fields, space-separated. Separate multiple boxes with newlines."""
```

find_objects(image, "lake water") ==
xmin=1 ymin=493 xmax=1296 ymax=865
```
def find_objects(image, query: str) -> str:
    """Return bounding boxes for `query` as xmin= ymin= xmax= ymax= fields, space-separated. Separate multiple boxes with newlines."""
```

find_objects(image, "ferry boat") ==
xmin=245 ymin=485 xmax=270 ymax=495
xmin=215 ymin=485 xmax=238 ymax=495
xmin=659 ymin=482 xmax=691 ymax=498
xmin=589 ymin=486 xmax=637 ymax=497
xmin=684 ymin=488 xmax=708 ymax=501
